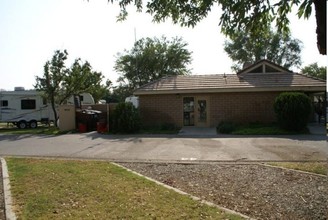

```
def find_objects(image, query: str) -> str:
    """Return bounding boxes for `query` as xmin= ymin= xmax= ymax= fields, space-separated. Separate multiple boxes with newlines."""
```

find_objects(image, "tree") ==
xmin=63 ymin=59 xmax=111 ymax=103
xmin=301 ymin=63 xmax=326 ymax=80
xmin=35 ymin=50 xmax=109 ymax=126
xmin=274 ymin=92 xmax=312 ymax=131
xmin=115 ymin=36 xmax=192 ymax=90
xmin=35 ymin=50 xmax=68 ymax=127
xmin=224 ymin=27 xmax=302 ymax=72
xmin=109 ymin=0 xmax=326 ymax=55
xmin=111 ymin=84 xmax=134 ymax=102
xmin=111 ymin=102 xmax=141 ymax=133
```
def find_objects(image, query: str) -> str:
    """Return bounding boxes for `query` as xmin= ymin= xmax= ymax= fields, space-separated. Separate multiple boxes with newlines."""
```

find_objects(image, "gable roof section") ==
xmin=134 ymin=60 xmax=326 ymax=95
xmin=237 ymin=59 xmax=292 ymax=75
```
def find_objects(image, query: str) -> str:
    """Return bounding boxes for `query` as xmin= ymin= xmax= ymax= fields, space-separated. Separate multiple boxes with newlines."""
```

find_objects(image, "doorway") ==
xmin=183 ymin=96 xmax=209 ymax=127
xmin=195 ymin=97 xmax=209 ymax=127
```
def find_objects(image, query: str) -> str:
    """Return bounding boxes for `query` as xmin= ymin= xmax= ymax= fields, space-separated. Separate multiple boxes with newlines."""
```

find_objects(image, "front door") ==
xmin=195 ymin=97 xmax=209 ymax=127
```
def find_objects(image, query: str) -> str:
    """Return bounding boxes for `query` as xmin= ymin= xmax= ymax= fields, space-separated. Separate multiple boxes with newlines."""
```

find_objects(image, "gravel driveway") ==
xmin=119 ymin=162 xmax=328 ymax=220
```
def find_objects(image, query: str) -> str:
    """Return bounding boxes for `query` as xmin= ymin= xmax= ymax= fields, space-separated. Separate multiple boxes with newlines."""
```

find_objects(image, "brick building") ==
xmin=134 ymin=60 xmax=326 ymax=128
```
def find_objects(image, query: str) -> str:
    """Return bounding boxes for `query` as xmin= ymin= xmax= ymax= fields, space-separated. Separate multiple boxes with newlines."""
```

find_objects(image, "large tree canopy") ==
xmin=115 ymin=36 xmax=192 ymax=90
xmin=35 ymin=50 xmax=109 ymax=126
xmin=110 ymin=0 xmax=326 ymax=55
xmin=63 ymin=59 xmax=111 ymax=103
xmin=301 ymin=63 xmax=326 ymax=80
xmin=224 ymin=27 xmax=302 ymax=72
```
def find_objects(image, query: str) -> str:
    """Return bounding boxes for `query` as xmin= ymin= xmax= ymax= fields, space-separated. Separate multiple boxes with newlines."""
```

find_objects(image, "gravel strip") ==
xmin=119 ymin=162 xmax=328 ymax=220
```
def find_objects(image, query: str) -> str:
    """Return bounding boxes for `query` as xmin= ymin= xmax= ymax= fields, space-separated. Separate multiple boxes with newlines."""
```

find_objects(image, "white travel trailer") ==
xmin=0 ymin=88 xmax=95 ymax=129
xmin=0 ymin=88 xmax=54 ymax=129
xmin=125 ymin=96 xmax=139 ymax=108
xmin=65 ymin=93 xmax=95 ymax=106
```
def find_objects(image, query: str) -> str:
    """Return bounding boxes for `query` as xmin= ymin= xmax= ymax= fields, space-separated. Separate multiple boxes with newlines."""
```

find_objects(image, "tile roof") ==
xmin=134 ymin=72 xmax=326 ymax=95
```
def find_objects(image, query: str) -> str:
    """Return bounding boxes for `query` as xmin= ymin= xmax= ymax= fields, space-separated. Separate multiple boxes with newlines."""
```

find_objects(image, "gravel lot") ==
xmin=119 ymin=162 xmax=328 ymax=220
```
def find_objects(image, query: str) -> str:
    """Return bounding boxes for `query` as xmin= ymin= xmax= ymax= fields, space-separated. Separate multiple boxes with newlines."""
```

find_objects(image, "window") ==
xmin=1 ymin=100 xmax=8 ymax=107
xmin=21 ymin=100 xmax=36 ymax=110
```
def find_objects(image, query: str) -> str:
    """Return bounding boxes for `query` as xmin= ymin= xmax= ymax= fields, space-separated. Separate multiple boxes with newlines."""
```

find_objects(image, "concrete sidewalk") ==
xmin=307 ymin=123 xmax=326 ymax=135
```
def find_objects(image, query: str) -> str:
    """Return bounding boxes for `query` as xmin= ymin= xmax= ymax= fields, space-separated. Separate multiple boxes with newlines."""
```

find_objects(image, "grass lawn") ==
xmin=267 ymin=162 xmax=328 ymax=175
xmin=218 ymin=122 xmax=309 ymax=135
xmin=6 ymin=158 xmax=243 ymax=219
xmin=0 ymin=123 xmax=73 ymax=135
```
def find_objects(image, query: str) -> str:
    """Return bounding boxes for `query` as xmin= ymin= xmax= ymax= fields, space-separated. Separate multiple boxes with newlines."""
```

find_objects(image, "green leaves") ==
xmin=106 ymin=0 xmax=325 ymax=54
xmin=274 ymin=92 xmax=312 ymax=131
xmin=297 ymin=0 xmax=313 ymax=19
xmin=35 ymin=50 xmax=109 ymax=126
xmin=301 ymin=62 xmax=326 ymax=80
xmin=115 ymin=36 xmax=192 ymax=90
xmin=224 ymin=27 xmax=302 ymax=71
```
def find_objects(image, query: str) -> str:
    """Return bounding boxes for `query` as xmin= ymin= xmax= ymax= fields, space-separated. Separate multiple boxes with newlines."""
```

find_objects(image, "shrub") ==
xmin=217 ymin=121 xmax=236 ymax=134
xmin=111 ymin=102 xmax=141 ymax=133
xmin=160 ymin=123 xmax=177 ymax=131
xmin=273 ymin=92 xmax=312 ymax=131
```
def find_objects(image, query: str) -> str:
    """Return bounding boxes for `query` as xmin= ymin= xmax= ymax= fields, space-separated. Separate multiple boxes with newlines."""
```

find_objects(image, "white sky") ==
xmin=0 ymin=0 xmax=326 ymax=91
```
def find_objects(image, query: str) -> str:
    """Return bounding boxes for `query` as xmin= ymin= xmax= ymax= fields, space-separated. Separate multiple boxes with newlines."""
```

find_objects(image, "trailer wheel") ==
xmin=29 ymin=120 xmax=38 ymax=129
xmin=18 ymin=121 xmax=27 ymax=129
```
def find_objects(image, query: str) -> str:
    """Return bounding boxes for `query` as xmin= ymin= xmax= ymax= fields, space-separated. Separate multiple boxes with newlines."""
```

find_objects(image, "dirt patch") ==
xmin=119 ymin=162 xmax=328 ymax=220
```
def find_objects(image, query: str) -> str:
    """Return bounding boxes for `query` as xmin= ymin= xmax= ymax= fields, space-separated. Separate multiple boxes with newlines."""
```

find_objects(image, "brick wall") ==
xmin=139 ymin=94 xmax=183 ymax=127
xmin=209 ymin=92 xmax=279 ymax=127
xmin=139 ymin=92 xmax=280 ymax=128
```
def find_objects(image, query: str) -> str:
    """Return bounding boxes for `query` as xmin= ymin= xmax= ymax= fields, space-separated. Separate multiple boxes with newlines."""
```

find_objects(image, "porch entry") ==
xmin=183 ymin=96 xmax=209 ymax=127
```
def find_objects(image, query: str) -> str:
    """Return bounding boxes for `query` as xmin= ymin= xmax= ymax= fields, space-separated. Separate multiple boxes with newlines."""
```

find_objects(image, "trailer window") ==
xmin=21 ymin=100 xmax=36 ymax=109
xmin=1 ymin=100 xmax=8 ymax=107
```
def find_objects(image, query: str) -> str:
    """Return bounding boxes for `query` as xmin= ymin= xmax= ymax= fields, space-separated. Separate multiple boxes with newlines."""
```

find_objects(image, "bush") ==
xmin=111 ymin=102 xmax=141 ymax=133
xmin=160 ymin=123 xmax=177 ymax=131
xmin=217 ymin=121 xmax=236 ymax=134
xmin=274 ymin=92 xmax=312 ymax=131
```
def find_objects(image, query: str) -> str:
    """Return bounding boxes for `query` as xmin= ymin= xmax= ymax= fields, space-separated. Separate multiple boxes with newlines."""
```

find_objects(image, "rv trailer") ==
xmin=0 ymin=88 xmax=54 ymax=128
xmin=0 ymin=88 xmax=95 ymax=129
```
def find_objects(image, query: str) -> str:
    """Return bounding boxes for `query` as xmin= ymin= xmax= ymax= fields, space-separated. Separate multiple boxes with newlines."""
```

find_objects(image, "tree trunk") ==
xmin=51 ymin=99 xmax=58 ymax=127
xmin=314 ymin=0 xmax=326 ymax=55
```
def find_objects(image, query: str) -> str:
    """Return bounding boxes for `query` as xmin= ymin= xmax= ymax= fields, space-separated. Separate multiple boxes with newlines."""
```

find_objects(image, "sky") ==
xmin=0 ymin=0 xmax=326 ymax=91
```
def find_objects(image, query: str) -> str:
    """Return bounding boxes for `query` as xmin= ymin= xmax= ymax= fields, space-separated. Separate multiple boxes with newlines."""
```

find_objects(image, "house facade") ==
xmin=134 ymin=60 xmax=326 ymax=128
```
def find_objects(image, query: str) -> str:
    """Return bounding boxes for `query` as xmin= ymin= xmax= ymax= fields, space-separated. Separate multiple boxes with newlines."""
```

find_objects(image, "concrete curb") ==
xmin=1 ymin=158 xmax=16 ymax=220
xmin=112 ymin=162 xmax=255 ymax=220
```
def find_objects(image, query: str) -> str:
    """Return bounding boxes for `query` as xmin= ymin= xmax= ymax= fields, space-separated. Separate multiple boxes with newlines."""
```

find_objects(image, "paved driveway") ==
xmin=0 ymin=132 xmax=326 ymax=162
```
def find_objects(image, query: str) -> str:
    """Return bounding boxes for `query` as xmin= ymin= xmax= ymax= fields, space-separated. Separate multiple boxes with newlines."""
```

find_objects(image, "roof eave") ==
xmin=134 ymin=86 xmax=326 ymax=95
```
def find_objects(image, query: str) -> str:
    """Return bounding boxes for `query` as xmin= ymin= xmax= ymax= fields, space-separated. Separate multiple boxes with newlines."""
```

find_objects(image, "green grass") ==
xmin=139 ymin=124 xmax=180 ymax=134
xmin=0 ymin=124 xmax=74 ymax=135
xmin=7 ymin=158 xmax=243 ymax=220
xmin=231 ymin=125 xmax=308 ymax=135
xmin=217 ymin=122 xmax=309 ymax=135
xmin=267 ymin=162 xmax=328 ymax=175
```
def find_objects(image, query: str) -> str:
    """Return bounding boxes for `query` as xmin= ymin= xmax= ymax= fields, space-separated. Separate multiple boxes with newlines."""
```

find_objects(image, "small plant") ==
xmin=160 ymin=123 xmax=177 ymax=131
xmin=274 ymin=92 xmax=312 ymax=131
xmin=217 ymin=121 xmax=236 ymax=134
xmin=111 ymin=102 xmax=141 ymax=133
